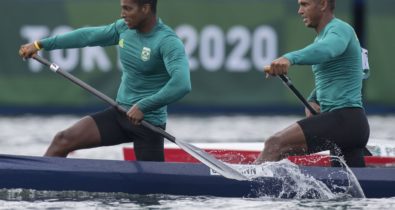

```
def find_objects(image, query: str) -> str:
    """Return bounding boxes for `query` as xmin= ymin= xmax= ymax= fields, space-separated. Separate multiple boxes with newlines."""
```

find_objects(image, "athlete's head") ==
xmin=297 ymin=0 xmax=335 ymax=28
xmin=120 ymin=0 xmax=158 ymax=29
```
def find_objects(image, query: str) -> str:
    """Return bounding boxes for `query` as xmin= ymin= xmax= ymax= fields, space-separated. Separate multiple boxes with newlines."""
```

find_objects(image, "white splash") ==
xmin=230 ymin=158 xmax=364 ymax=199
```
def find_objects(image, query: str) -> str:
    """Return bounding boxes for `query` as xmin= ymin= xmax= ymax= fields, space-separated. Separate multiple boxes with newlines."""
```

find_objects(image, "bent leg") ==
xmin=254 ymin=123 xmax=308 ymax=164
xmin=132 ymin=125 xmax=165 ymax=161
xmin=44 ymin=116 xmax=101 ymax=157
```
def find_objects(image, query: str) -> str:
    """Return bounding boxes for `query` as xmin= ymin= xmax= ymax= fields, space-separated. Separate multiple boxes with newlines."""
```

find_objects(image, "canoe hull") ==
xmin=0 ymin=154 xmax=394 ymax=198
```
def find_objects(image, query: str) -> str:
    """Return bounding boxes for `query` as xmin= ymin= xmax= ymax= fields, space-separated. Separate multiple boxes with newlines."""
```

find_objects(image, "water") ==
xmin=0 ymin=114 xmax=394 ymax=209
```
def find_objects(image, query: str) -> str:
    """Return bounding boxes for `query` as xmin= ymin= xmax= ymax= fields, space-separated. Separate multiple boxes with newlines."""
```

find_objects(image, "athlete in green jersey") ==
xmin=254 ymin=0 xmax=370 ymax=167
xmin=19 ymin=0 xmax=191 ymax=161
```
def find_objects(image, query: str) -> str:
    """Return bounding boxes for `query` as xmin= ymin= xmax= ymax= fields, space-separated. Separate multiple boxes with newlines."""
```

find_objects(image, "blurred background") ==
xmin=1 ymin=0 xmax=394 ymax=116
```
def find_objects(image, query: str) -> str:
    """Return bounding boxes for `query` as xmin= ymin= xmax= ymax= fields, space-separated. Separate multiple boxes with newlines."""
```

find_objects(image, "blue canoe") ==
xmin=0 ymin=154 xmax=394 ymax=199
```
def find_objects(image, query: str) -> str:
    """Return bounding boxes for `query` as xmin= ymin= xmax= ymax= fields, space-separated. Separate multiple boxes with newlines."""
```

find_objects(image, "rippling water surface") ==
xmin=0 ymin=114 xmax=394 ymax=209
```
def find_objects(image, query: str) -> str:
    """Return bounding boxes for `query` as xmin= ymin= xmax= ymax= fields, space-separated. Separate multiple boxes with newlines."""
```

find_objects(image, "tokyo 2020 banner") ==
xmin=0 ymin=0 xmax=393 ymax=114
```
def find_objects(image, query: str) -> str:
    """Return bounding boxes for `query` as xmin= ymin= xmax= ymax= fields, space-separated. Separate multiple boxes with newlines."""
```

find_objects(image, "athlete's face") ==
xmin=297 ymin=0 xmax=324 ymax=28
xmin=120 ymin=0 xmax=149 ymax=29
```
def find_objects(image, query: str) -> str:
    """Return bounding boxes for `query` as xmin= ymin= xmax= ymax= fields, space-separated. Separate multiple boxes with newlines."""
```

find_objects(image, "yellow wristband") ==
xmin=34 ymin=41 xmax=41 ymax=50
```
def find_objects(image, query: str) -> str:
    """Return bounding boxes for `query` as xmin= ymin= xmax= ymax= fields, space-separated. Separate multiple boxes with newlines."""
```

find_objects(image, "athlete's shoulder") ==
xmin=157 ymin=19 xmax=178 ymax=37
xmin=156 ymin=19 xmax=184 ymax=45
xmin=327 ymin=18 xmax=354 ymax=34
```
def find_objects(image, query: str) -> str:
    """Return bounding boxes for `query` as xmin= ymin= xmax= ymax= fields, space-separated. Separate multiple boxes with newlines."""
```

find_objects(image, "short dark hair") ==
xmin=136 ymin=0 xmax=158 ymax=14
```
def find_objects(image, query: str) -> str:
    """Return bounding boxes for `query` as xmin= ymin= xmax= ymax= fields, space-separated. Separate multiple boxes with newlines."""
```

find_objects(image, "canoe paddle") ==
xmin=31 ymin=54 xmax=248 ymax=181
xmin=264 ymin=66 xmax=317 ymax=115
xmin=263 ymin=66 xmax=372 ymax=156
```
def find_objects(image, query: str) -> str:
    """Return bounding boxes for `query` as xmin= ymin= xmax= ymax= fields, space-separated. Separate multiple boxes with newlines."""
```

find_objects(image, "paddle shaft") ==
xmin=264 ymin=66 xmax=317 ymax=114
xmin=278 ymin=75 xmax=318 ymax=115
xmin=32 ymin=54 xmax=175 ymax=142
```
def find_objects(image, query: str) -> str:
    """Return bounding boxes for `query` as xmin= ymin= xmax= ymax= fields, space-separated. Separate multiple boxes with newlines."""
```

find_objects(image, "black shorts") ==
xmin=297 ymin=107 xmax=370 ymax=167
xmin=90 ymin=107 xmax=165 ymax=161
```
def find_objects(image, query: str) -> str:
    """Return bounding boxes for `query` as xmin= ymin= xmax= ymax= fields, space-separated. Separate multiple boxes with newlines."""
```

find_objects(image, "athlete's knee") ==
xmin=53 ymin=130 xmax=67 ymax=144
xmin=264 ymin=135 xmax=283 ymax=155
xmin=265 ymin=133 xmax=297 ymax=157
xmin=51 ymin=130 xmax=76 ymax=151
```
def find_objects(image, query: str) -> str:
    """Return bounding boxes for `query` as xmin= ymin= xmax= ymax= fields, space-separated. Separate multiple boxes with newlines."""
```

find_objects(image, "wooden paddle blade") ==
xmin=175 ymin=140 xmax=248 ymax=181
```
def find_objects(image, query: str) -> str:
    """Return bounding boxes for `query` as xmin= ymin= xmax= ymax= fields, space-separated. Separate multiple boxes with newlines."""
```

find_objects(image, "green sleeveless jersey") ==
xmin=40 ymin=19 xmax=191 ymax=125
xmin=284 ymin=18 xmax=363 ymax=112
